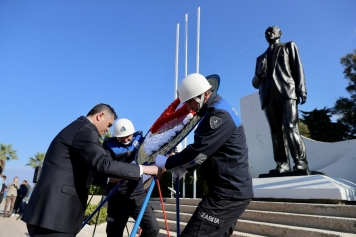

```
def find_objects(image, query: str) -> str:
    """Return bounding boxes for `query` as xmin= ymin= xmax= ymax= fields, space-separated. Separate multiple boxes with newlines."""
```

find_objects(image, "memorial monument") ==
xmin=252 ymin=26 xmax=309 ymax=175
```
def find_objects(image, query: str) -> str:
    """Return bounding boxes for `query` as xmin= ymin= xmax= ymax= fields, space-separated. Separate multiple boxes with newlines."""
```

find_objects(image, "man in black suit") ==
xmin=22 ymin=104 xmax=159 ymax=237
xmin=252 ymin=26 xmax=309 ymax=173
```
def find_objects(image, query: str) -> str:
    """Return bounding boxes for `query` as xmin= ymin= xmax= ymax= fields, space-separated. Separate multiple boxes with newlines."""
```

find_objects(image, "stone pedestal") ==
xmin=258 ymin=170 xmax=326 ymax=178
xmin=253 ymin=175 xmax=356 ymax=202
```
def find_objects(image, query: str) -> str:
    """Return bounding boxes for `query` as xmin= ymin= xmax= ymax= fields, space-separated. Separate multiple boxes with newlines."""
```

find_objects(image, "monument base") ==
xmin=253 ymin=175 xmax=356 ymax=202
xmin=258 ymin=170 xmax=326 ymax=178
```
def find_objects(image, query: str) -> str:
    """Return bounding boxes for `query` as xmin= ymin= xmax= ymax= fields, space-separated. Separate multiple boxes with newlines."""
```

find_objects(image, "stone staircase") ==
xmin=150 ymin=198 xmax=356 ymax=237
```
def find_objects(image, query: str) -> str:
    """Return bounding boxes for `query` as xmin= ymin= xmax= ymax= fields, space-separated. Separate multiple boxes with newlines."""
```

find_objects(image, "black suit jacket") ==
xmin=22 ymin=116 xmax=141 ymax=234
xmin=252 ymin=41 xmax=306 ymax=109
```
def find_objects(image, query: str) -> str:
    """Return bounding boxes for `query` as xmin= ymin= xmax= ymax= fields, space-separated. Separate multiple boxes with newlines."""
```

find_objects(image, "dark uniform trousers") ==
xmin=180 ymin=194 xmax=251 ymax=237
xmin=106 ymin=192 xmax=159 ymax=237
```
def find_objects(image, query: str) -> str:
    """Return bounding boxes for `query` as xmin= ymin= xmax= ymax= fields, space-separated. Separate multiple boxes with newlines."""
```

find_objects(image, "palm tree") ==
xmin=0 ymin=144 xmax=19 ymax=173
xmin=26 ymin=152 xmax=46 ymax=168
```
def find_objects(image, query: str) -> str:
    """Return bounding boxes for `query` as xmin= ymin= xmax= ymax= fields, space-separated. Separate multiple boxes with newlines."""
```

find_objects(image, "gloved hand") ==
xmin=142 ymin=174 xmax=151 ymax=183
xmin=155 ymin=154 xmax=168 ymax=168
xmin=172 ymin=168 xmax=187 ymax=180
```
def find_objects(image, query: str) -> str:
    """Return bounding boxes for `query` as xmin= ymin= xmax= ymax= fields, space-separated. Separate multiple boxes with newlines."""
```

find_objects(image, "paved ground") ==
xmin=0 ymin=199 xmax=137 ymax=237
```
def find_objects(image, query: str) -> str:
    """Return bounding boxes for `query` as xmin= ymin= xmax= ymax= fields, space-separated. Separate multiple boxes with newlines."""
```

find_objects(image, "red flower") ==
xmin=150 ymin=98 xmax=196 ymax=134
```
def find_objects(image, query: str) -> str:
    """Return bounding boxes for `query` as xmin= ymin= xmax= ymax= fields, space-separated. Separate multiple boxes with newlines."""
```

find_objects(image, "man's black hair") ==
xmin=87 ymin=103 xmax=118 ymax=120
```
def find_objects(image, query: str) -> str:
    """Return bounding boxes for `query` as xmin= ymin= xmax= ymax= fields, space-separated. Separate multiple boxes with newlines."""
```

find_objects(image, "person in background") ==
xmin=0 ymin=174 xmax=2 ymax=195
xmin=4 ymin=176 xmax=19 ymax=217
xmin=13 ymin=180 xmax=28 ymax=215
xmin=0 ymin=175 xmax=6 ymax=205
xmin=20 ymin=180 xmax=32 ymax=214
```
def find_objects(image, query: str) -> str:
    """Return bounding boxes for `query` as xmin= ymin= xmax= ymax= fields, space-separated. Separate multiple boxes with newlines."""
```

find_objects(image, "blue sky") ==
xmin=1 ymin=1 xmax=355 ymax=187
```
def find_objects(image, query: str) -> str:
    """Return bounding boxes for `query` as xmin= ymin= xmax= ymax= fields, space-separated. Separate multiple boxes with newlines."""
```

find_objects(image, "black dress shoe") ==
xmin=278 ymin=167 xmax=290 ymax=173
xmin=269 ymin=167 xmax=290 ymax=174
xmin=293 ymin=163 xmax=309 ymax=172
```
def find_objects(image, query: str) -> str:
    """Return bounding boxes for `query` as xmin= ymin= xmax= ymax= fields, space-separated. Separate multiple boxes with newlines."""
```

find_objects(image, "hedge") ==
xmin=84 ymin=204 xmax=107 ymax=225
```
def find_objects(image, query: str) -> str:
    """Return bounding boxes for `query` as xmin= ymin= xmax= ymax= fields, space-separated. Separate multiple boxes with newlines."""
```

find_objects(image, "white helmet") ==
xmin=177 ymin=73 xmax=212 ymax=108
xmin=114 ymin=118 xmax=135 ymax=137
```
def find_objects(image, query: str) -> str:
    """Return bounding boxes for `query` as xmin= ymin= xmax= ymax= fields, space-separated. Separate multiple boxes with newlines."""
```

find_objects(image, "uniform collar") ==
xmin=197 ymin=92 xmax=221 ymax=117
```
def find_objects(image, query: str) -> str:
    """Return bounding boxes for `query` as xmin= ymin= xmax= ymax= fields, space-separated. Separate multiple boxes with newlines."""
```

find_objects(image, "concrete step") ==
xmin=155 ymin=218 xmax=267 ymax=237
xmin=161 ymin=203 xmax=196 ymax=214
xmin=155 ymin=210 xmax=356 ymax=236
xmin=155 ymin=198 xmax=356 ymax=236
xmin=236 ymin=219 xmax=356 ymax=237
xmin=157 ymin=230 xmax=268 ymax=237
xmin=248 ymin=201 xmax=356 ymax=218
xmin=165 ymin=198 xmax=200 ymax=206
xmin=156 ymin=217 xmax=356 ymax=237
xmin=162 ymin=198 xmax=356 ymax=218
xmin=159 ymin=203 xmax=356 ymax=233
xmin=156 ymin=210 xmax=191 ymax=223
xmin=241 ymin=210 xmax=356 ymax=234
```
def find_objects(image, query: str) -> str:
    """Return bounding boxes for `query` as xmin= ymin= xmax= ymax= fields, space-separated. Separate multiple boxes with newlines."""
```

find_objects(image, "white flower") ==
xmin=143 ymin=113 xmax=193 ymax=155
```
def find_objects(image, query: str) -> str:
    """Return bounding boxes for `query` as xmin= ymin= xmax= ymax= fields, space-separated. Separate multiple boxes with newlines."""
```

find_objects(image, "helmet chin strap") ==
xmin=193 ymin=93 xmax=205 ymax=111
xmin=119 ymin=140 xmax=131 ymax=145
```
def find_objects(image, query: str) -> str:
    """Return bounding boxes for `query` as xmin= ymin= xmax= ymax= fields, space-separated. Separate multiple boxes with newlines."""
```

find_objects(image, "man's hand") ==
xmin=142 ymin=174 xmax=151 ymax=183
xmin=142 ymin=165 xmax=164 ymax=178
xmin=257 ymin=57 xmax=267 ymax=80
xmin=142 ymin=165 xmax=159 ymax=176
xmin=172 ymin=168 xmax=187 ymax=180
xmin=297 ymin=94 xmax=307 ymax=105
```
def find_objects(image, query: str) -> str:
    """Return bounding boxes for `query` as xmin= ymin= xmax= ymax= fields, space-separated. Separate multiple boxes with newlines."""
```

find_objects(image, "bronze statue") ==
xmin=252 ymin=26 xmax=309 ymax=173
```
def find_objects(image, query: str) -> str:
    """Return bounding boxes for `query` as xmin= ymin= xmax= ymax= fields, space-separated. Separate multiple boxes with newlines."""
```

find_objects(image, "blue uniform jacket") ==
xmin=165 ymin=93 xmax=254 ymax=200
xmin=103 ymin=132 xmax=145 ymax=196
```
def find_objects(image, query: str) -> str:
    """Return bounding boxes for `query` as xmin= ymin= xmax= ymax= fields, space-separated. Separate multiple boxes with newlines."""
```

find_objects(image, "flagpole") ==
xmin=193 ymin=6 xmax=200 ymax=199
xmin=172 ymin=23 xmax=180 ymax=199
xmin=196 ymin=7 xmax=200 ymax=74
xmin=174 ymin=23 xmax=179 ymax=100
xmin=183 ymin=13 xmax=188 ymax=199
xmin=174 ymin=22 xmax=181 ymax=237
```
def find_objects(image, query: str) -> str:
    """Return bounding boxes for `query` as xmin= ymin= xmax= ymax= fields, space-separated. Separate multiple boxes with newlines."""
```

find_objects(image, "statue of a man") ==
xmin=252 ymin=26 xmax=309 ymax=173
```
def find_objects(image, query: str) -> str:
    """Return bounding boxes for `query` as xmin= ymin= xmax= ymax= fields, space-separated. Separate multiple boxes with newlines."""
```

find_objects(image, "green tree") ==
xmin=298 ymin=120 xmax=310 ymax=138
xmin=300 ymin=108 xmax=349 ymax=142
xmin=332 ymin=49 xmax=356 ymax=139
xmin=0 ymin=144 xmax=19 ymax=173
xmin=100 ymin=131 xmax=112 ymax=145
xmin=26 ymin=152 xmax=46 ymax=168
xmin=89 ymin=185 xmax=104 ymax=195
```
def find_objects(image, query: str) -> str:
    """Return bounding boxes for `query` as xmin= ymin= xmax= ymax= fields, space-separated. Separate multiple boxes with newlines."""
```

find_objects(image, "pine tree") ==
xmin=332 ymin=49 xmax=356 ymax=139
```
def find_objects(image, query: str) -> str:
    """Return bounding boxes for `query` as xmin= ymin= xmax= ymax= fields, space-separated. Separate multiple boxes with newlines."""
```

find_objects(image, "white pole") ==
xmin=185 ymin=14 xmax=188 ymax=77
xmin=193 ymin=6 xmax=201 ymax=199
xmin=174 ymin=23 xmax=179 ymax=100
xmin=182 ymin=14 xmax=188 ymax=199
xmin=196 ymin=7 xmax=200 ymax=74
xmin=173 ymin=23 xmax=179 ymax=198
